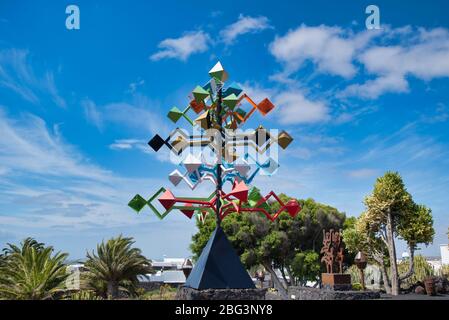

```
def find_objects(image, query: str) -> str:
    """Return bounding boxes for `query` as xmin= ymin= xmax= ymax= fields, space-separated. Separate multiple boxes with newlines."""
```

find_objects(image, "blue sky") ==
xmin=0 ymin=0 xmax=448 ymax=260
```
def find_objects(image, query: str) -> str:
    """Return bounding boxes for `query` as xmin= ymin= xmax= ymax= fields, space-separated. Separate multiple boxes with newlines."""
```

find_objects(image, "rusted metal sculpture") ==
xmin=320 ymin=229 xmax=351 ymax=290
xmin=320 ymin=229 xmax=344 ymax=274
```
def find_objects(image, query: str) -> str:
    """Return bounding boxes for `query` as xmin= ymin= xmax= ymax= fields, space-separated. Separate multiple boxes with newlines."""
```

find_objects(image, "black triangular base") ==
xmin=184 ymin=225 xmax=255 ymax=289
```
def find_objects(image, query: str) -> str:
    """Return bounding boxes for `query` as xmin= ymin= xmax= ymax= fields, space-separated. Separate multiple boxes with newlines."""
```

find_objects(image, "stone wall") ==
xmin=176 ymin=287 xmax=267 ymax=300
xmin=288 ymin=286 xmax=380 ymax=300
xmin=138 ymin=282 xmax=182 ymax=291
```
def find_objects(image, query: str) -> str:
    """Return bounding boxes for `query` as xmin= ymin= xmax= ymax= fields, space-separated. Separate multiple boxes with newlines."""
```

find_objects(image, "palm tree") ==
xmin=1 ymin=237 xmax=45 ymax=254
xmin=84 ymin=235 xmax=153 ymax=299
xmin=0 ymin=238 xmax=69 ymax=300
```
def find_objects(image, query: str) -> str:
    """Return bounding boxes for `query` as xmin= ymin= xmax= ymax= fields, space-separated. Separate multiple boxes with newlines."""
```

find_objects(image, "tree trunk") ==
xmin=386 ymin=211 xmax=399 ymax=295
xmin=107 ymin=281 xmax=118 ymax=299
xmin=285 ymin=265 xmax=296 ymax=286
xmin=399 ymin=244 xmax=415 ymax=283
xmin=380 ymin=263 xmax=391 ymax=294
xmin=372 ymin=251 xmax=391 ymax=294
xmin=280 ymin=266 xmax=290 ymax=286
xmin=263 ymin=262 xmax=288 ymax=299
xmin=312 ymin=230 xmax=321 ymax=252
xmin=359 ymin=269 xmax=366 ymax=290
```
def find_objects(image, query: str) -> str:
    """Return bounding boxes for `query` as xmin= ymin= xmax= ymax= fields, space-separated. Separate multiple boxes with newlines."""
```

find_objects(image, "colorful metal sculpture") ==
xmin=130 ymin=180 xmax=300 ymax=222
xmin=129 ymin=61 xmax=301 ymax=289
xmin=148 ymin=126 xmax=293 ymax=159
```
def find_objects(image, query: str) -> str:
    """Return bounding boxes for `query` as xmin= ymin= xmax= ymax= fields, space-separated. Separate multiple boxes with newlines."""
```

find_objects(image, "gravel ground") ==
xmin=265 ymin=291 xmax=283 ymax=300
xmin=380 ymin=293 xmax=449 ymax=300
xmin=266 ymin=291 xmax=449 ymax=300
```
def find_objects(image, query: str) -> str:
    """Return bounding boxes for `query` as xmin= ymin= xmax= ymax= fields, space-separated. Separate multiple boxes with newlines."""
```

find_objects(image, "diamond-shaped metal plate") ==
xmin=148 ymin=134 xmax=165 ymax=152
xmin=128 ymin=194 xmax=148 ymax=213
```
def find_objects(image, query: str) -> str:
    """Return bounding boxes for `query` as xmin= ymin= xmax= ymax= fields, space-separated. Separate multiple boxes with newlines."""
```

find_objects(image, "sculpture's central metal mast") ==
xmin=215 ymin=86 xmax=223 ymax=227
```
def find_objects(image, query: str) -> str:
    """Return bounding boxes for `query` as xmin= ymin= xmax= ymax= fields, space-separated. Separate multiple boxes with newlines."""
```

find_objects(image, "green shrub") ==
xmin=345 ymin=265 xmax=361 ymax=283
xmin=142 ymin=285 xmax=177 ymax=300
xmin=398 ymin=255 xmax=434 ymax=289
xmin=440 ymin=265 xmax=449 ymax=279
xmin=66 ymin=290 xmax=103 ymax=300
xmin=352 ymin=283 xmax=363 ymax=291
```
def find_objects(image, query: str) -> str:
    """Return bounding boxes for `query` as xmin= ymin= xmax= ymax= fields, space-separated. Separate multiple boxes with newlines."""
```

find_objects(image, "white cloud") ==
xmin=269 ymin=25 xmax=376 ymax=78
xmin=82 ymin=99 xmax=103 ymax=130
xmin=0 ymin=49 xmax=66 ymax=107
xmin=43 ymin=72 xmax=66 ymax=108
xmin=82 ymin=94 xmax=170 ymax=136
xmin=239 ymin=81 xmax=277 ymax=103
xmin=285 ymin=145 xmax=344 ymax=160
xmin=348 ymin=168 xmax=379 ymax=179
xmin=149 ymin=15 xmax=270 ymax=62
xmin=421 ymin=103 xmax=449 ymax=123
xmin=240 ymin=82 xmax=330 ymax=124
xmin=0 ymin=108 xmax=166 ymax=230
xmin=209 ymin=11 xmax=222 ymax=18
xmin=220 ymin=15 xmax=271 ymax=45
xmin=109 ymin=139 xmax=149 ymax=153
xmin=238 ymin=25 xmax=448 ymax=124
xmin=110 ymin=139 xmax=138 ymax=150
xmin=274 ymin=90 xmax=330 ymax=124
xmin=109 ymin=137 xmax=172 ymax=163
xmin=270 ymin=24 xmax=449 ymax=99
xmin=150 ymin=31 xmax=210 ymax=61
xmin=0 ymin=108 xmax=110 ymax=181
xmin=127 ymin=79 xmax=145 ymax=94
xmin=286 ymin=147 xmax=313 ymax=160
xmin=340 ymin=73 xmax=409 ymax=99
xmin=359 ymin=122 xmax=448 ymax=165
xmin=334 ymin=105 xmax=378 ymax=124
xmin=342 ymin=28 xmax=449 ymax=98
xmin=0 ymin=49 xmax=38 ymax=104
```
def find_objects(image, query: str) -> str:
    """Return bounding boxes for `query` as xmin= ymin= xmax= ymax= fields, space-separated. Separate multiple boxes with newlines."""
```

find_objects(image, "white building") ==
xmin=145 ymin=270 xmax=186 ymax=284
xmin=151 ymin=257 xmax=187 ymax=271
xmin=65 ymin=263 xmax=86 ymax=290
xmin=441 ymin=244 xmax=449 ymax=265
xmin=362 ymin=264 xmax=382 ymax=290
xmin=141 ymin=257 xmax=192 ymax=285
xmin=427 ymin=257 xmax=442 ymax=274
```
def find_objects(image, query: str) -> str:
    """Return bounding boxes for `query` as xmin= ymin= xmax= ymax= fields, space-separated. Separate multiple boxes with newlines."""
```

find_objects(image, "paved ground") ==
xmin=266 ymin=291 xmax=449 ymax=300
xmin=265 ymin=291 xmax=283 ymax=300
xmin=380 ymin=293 xmax=449 ymax=300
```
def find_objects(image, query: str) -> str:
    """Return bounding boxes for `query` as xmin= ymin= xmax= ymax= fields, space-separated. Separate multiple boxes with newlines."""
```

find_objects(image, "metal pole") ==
xmin=215 ymin=86 xmax=223 ymax=227
xmin=360 ymin=269 xmax=366 ymax=290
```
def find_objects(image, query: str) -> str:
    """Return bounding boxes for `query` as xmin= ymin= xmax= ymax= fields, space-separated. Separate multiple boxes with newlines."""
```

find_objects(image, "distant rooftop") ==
xmin=139 ymin=270 xmax=186 ymax=283
xmin=162 ymin=258 xmax=185 ymax=264
xmin=151 ymin=257 xmax=191 ymax=270
xmin=425 ymin=256 xmax=442 ymax=261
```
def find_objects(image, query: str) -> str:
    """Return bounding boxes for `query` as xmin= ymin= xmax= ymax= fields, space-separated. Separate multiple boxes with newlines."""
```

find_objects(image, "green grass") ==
xmin=141 ymin=285 xmax=178 ymax=300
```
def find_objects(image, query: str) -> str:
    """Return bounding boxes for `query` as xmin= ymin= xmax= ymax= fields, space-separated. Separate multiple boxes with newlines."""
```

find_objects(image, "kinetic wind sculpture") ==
xmin=128 ymin=62 xmax=301 ymax=289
